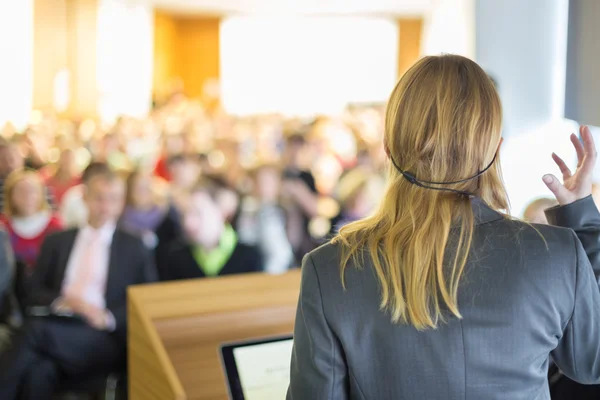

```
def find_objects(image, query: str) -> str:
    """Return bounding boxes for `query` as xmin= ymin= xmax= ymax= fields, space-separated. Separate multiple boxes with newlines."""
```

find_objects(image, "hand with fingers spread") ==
xmin=543 ymin=125 xmax=598 ymax=205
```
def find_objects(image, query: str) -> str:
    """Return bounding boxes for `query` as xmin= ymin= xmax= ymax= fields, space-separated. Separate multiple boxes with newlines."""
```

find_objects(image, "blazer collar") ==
xmin=471 ymin=197 xmax=506 ymax=226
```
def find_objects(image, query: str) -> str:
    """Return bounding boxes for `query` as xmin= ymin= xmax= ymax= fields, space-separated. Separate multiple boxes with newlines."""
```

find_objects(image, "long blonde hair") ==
xmin=334 ymin=55 xmax=509 ymax=329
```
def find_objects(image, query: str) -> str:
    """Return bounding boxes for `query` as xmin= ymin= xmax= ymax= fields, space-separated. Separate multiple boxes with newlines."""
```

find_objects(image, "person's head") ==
xmin=83 ymin=170 xmax=126 ymax=228
xmin=522 ymin=197 xmax=558 ymax=224
xmin=0 ymin=140 xmax=24 ymax=178
xmin=335 ymin=55 xmax=506 ymax=329
xmin=252 ymin=164 xmax=282 ymax=203
xmin=126 ymin=169 xmax=155 ymax=210
xmin=56 ymin=148 xmax=77 ymax=177
xmin=181 ymin=179 xmax=228 ymax=249
xmin=167 ymin=154 xmax=199 ymax=189
xmin=284 ymin=134 xmax=307 ymax=168
xmin=3 ymin=170 xmax=49 ymax=218
xmin=81 ymin=162 xmax=111 ymax=184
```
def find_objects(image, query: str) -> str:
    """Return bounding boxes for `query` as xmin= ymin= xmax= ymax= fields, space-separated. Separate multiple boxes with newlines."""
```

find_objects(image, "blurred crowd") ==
xmin=0 ymin=93 xmax=388 ymax=287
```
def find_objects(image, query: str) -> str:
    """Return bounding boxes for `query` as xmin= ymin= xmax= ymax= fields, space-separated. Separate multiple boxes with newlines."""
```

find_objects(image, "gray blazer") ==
xmin=288 ymin=196 xmax=600 ymax=400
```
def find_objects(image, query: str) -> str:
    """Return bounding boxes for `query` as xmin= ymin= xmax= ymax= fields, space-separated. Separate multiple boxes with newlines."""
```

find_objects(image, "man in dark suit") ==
xmin=0 ymin=168 xmax=156 ymax=399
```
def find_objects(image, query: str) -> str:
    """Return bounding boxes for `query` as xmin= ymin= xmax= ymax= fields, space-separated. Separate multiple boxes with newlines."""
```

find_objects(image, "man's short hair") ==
xmin=81 ymin=162 xmax=111 ymax=183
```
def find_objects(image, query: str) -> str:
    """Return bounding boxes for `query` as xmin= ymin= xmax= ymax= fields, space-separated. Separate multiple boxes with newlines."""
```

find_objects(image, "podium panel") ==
xmin=128 ymin=270 xmax=301 ymax=400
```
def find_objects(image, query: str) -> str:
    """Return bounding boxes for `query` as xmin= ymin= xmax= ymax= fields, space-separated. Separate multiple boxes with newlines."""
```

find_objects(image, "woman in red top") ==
xmin=44 ymin=148 xmax=81 ymax=204
xmin=1 ymin=170 xmax=63 ymax=275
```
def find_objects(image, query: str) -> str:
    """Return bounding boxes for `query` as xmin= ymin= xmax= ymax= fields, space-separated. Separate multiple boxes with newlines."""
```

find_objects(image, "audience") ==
xmin=330 ymin=167 xmax=379 ymax=233
xmin=160 ymin=179 xmax=262 ymax=281
xmin=280 ymin=134 xmax=320 ymax=262
xmin=237 ymin=164 xmax=294 ymax=274
xmin=0 ymin=170 xmax=62 ymax=276
xmin=44 ymin=148 xmax=80 ymax=204
xmin=120 ymin=169 xmax=166 ymax=248
xmin=0 ymin=168 xmax=156 ymax=399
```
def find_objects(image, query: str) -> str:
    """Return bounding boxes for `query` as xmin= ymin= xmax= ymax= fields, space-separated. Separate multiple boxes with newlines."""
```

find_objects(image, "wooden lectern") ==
xmin=128 ymin=270 xmax=301 ymax=400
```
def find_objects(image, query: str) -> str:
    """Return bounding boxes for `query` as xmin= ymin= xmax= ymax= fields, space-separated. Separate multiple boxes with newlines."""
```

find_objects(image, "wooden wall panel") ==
xmin=153 ymin=10 xmax=178 ymax=100
xmin=398 ymin=18 xmax=423 ymax=79
xmin=153 ymin=13 xmax=220 ymax=101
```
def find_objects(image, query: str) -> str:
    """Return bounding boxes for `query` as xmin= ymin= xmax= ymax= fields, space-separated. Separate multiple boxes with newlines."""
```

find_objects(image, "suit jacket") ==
xmin=26 ymin=228 xmax=157 ymax=341
xmin=288 ymin=196 xmax=600 ymax=400
xmin=162 ymin=239 xmax=262 ymax=281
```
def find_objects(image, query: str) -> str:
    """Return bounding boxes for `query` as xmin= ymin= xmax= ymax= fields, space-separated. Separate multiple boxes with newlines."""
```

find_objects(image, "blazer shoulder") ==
xmin=305 ymin=241 xmax=343 ymax=271
xmin=44 ymin=228 xmax=78 ymax=243
xmin=114 ymin=228 xmax=145 ymax=246
xmin=494 ymin=218 xmax=576 ymax=248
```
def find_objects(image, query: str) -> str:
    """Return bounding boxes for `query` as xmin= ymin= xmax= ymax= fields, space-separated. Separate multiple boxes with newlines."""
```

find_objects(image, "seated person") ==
xmin=0 ymin=170 xmax=63 ymax=277
xmin=60 ymin=162 xmax=111 ymax=228
xmin=154 ymin=154 xmax=199 ymax=279
xmin=160 ymin=179 xmax=262 ymax=281
xmin=120 ymin=169 xmax=166 ymax=248
xmin=237 ymin=165 xmax=293 ymax=274
xmin=44 ymin=148 xmax=80 ymax=204
xmin=0 ymin=169 xmax=156 ymax=400
xmin=522 ymin=197 xmax=559 ymax=224
xmin=0 ymin=227 xmax=16 ymax=355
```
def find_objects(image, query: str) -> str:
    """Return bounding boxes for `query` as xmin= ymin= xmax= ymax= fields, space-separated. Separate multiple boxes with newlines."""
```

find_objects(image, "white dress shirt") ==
xmin=61 ymin=222 xmax=116 ymax=313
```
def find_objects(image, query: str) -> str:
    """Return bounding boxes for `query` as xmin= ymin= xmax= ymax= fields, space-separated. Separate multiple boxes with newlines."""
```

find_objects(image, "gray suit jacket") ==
xmin=288 ymin=196 xmax=600 ymax=400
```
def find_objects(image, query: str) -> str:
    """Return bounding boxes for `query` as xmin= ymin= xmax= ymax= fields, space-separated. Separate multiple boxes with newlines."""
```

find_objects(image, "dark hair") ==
xmin=286 ymin=134 xmax=306 ymax=147
xmin=190 ymin=175 xmax=238 ymax=200
xmin=81 ymin=162 xmax=111 ymax=183
xmin=167 ymin=154 xmax=188 ymax=167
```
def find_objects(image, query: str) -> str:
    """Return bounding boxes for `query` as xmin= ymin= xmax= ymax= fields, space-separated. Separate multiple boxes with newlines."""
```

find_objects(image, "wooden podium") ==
xmin=128 ymin=270 xmax=301 ymax=400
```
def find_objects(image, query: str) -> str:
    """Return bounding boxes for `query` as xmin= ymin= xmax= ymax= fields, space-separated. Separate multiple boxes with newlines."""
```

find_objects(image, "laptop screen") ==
xmin=221 ymin=336 xmax=293 ymax=400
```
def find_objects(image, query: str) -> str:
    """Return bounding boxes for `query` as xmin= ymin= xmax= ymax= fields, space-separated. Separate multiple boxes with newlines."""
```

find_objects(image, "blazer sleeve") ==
xmin=0 ymin=229 xmax=14 ymax=309
xmin=546 ymin=195 xmax=600 ymax=283
xmin=108 ymin=239 xmax=157 ymax=334
xmin=26 ymin=234 xmax=61 ymax=307
xmin=551 ymin=230 xmax=600 ymax=384
xmin=287 ymin=254 xmax=348 ymax=400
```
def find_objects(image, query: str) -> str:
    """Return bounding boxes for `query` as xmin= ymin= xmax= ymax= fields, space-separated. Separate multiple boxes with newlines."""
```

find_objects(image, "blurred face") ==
xmin=130 ymin=174 xmax=154 ymax=209
xmin=256 ymin=168 xmax=280 ymax=202
xmin=182 ymin=191 xmax=224 ymax=248
xmin=59 ymin=150 xmax=76 ymax=173
xmin=0 ymin=145 xmax=24 ymax=177
xmin=84 ymin=177 xmax=126 ymax=227
xmin=11 ymin=177 xmax=43 ymax=217
xmin=169 ymin=159 xmax=199 ymax=189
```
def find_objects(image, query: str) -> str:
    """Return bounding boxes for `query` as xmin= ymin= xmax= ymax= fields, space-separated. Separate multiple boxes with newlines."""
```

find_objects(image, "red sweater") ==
xmin=1 ymin=214 xmax=63 ymax=274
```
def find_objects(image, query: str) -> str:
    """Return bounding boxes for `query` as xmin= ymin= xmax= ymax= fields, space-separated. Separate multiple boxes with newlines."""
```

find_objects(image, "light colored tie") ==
xmin=66 ymin=230 xmax=102 ymax=302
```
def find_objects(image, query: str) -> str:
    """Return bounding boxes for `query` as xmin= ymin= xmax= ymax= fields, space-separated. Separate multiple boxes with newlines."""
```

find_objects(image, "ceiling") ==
xmin=151 ymin=0 xmax=434 ymax=16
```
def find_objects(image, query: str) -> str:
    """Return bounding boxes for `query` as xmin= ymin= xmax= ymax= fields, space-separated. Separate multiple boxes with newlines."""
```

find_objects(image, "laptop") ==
xmin=220 ymin=335 xmax=293 ymax=400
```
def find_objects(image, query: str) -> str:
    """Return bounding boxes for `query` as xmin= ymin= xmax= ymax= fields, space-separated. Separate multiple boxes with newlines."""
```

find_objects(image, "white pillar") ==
xmin=0 ymin=0 xmax=33 ymax=130
xmin=96 ymin=0 xmax=153 ymax=124
xmin=475 ymin=0 xmax=575 ymax=217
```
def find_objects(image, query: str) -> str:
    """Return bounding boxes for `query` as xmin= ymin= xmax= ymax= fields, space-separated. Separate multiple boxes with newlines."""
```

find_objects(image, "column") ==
xmin=0 ymin=0 xmax=34 ymax=130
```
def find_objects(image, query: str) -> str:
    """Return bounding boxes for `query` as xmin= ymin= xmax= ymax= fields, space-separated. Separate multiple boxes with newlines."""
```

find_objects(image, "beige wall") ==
xmin=33 ymin=0 xmax=98 ymax=117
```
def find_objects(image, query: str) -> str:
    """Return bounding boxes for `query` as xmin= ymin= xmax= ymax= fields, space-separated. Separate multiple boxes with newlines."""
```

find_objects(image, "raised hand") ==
xmin=543 ymin=125 xmax=597 ymax=205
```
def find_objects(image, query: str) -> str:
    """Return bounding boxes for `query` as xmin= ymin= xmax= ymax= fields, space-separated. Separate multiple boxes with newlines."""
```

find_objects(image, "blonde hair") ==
xmin=3 ymin=169 xmax=49 ymax=218
xmin=333 ymin=55 xmax=509 ymax=330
